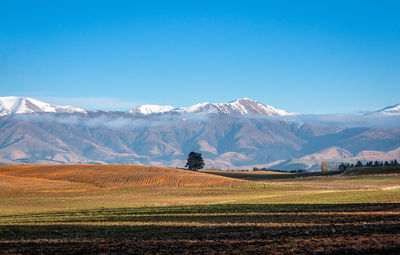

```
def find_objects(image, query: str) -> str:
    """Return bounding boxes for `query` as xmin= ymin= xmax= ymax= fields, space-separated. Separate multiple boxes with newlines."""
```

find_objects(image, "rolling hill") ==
xmin=0 ymin=165 xmax=251 ymax=193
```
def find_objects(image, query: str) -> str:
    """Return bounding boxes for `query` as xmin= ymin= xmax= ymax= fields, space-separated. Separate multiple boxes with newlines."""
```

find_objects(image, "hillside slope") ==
xmin=1 ymin=114 xmax=399 ymax=169
xmin=0 ymin=165 xmax=252 ymax=191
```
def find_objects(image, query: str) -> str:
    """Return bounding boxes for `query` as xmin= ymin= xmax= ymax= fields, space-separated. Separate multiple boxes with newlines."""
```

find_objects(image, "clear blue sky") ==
xmin=1 ymin=0 xmax=399 ymax=113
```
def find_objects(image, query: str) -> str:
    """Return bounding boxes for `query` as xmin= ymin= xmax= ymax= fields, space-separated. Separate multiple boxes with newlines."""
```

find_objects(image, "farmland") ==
xmin=0 ymin=165 xmax=399 ymax=254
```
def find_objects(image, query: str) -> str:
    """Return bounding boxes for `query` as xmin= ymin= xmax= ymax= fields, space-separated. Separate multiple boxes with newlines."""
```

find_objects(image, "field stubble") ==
xmin=0 ymin=165 xmax=399 ymax=254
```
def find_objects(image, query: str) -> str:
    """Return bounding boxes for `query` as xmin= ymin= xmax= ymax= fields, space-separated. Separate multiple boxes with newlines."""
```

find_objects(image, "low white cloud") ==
xmin=11 ymin=110 xmax=400 ymax=130
xmin=13 ymin=112 xmax=209 ymax=130
xmin=286 ymin=114 xmax=400 ymax=128
xmin=219 ymin=113 xmax=400 ymax=129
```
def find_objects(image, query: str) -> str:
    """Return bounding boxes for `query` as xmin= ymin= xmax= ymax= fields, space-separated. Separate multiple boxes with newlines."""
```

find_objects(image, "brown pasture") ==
xmin=0 ymin=165 xmax=253 ymax=192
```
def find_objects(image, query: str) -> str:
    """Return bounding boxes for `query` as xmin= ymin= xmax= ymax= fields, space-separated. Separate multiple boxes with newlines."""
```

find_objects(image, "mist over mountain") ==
xmin=0 ymin=96 xmax=399 ymax=170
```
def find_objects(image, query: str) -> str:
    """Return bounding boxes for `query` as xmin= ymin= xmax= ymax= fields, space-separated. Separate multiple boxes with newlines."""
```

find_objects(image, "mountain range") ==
xmin=0 ymin=96 xmax=299 ymax=116
xmin=0 ymin=96 xmax=399 ymax=170
xmin=0 ymin=96 xmax=86 ymax=116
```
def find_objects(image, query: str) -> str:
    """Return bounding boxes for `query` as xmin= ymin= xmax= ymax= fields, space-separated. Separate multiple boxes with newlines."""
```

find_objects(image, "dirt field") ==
xmin=0 ymin=165 xmax=399 ymax=254
xmin=0 ymin=165 xmax=253 ymax=190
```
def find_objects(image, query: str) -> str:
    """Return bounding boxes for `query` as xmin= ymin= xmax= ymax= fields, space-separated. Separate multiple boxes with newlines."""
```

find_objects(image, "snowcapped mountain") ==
xmin=3 ymin=96 xmax=400 ymax=119
xmin=0 ymin=97 xmax=86 ymax=116
xmin=0 ymin=96 xmax=298 ymax=117
xmin=128 ymin=98 xmax=297 ymax=116
xmin=373 ymin=104 xmax=400 ymax=116
xmin=127 ymin=104 xmax=174 ymax=115
xmin=0 ymin=96 xmax=399 ymax=170
xmin=184 ymin=98 xmax=297 ymax=116
xmin=0 ymin=97 xmax=298 ymax=117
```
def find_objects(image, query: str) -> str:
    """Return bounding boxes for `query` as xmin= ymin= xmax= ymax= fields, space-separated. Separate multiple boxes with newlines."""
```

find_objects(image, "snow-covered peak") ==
xmin=373 ymin=104 xmax=400 ymax=116
xmin=186 ymin=102 xmax=219 ymax=114
xmin=127 ymin=104 xmax=175 ymax=115
xmin=127 ymin=98 xmax=297 ymax=116
xmin=185 ymin=98 xmax=298 ymax=116
xmin=0 ymin=96 xmax=86 ymax=116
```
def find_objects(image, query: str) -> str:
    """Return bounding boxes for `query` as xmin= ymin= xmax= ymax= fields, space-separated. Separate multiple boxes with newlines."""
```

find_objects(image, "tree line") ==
xmin=338 ymin=159 xmax=399 ymax=170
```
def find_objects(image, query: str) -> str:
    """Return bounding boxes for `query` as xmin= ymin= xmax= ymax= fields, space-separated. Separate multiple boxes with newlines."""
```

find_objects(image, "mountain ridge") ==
xmin=0 ymin=112 xmax=399 ymax=170
xmin=127 ymin=98 xmax=298 ymax=116
xmin=1 ymin=96 xmax=399 ymax=117
xmin=0 ymin=96 xmax=86 ymax=116
xmin=1 ymin=97 xmax=298 ymax=117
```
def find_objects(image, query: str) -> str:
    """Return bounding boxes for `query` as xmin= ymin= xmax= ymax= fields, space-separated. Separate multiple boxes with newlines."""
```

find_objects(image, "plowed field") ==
xmin=0 ymin=165 xmax=399 ymax=254
xmin=0 ymin=165 xmax=253 ymax=190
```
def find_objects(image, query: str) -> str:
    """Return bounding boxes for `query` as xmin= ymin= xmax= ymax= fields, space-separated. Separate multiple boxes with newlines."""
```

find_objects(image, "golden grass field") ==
xmin=0 ymin=165 xmax=399 ymax=254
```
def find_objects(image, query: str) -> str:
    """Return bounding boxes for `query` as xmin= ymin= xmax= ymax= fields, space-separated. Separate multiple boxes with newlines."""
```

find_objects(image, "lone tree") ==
xmin=185 ymin=151 xmax=205 ymax=171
